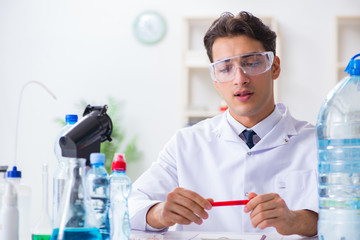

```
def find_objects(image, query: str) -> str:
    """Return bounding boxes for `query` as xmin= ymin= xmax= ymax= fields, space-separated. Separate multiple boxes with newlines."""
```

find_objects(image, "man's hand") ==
xmin=146 ymin=187 xmax=213 ymax=229
xmin=244 ymin=192 xmax=318 ymax=237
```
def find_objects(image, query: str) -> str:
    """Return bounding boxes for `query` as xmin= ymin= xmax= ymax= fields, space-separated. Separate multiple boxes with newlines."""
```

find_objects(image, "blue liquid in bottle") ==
xmin=51 ymin=228 xmax=102 ymax=240
xmin=51 ymin=158 xmax=102 ymax=240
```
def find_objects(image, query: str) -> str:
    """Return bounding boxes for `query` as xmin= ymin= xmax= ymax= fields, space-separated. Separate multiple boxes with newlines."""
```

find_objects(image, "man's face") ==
xmin=212 ymin=35 xmax=280 ymax=127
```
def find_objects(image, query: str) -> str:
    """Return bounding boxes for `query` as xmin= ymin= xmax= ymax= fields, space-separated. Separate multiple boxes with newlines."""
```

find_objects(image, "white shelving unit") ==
xmin=181 ymin=15 xmax=280 ymax=126
xmin=335 ymin=16 xmax=360 ymax=82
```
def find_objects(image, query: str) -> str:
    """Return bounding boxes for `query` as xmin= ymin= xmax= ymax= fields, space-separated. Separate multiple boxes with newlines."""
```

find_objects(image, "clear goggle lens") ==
xmin=209 ymin=51 xmax=274 ymax=82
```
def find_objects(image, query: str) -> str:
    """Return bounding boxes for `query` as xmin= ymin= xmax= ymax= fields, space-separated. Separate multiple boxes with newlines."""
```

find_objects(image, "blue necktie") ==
xmin=242 ymin=130 xmax=256 ymax=149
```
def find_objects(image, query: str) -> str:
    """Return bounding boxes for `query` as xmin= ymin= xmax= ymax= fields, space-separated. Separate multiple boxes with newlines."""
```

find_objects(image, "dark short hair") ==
xmin=203 ymin=11 xmax=277 ymax=62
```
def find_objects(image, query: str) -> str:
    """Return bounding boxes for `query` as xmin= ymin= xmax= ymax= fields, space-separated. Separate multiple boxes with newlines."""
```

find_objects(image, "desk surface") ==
xmin=130 ymin=230 xmax=318 ymax=240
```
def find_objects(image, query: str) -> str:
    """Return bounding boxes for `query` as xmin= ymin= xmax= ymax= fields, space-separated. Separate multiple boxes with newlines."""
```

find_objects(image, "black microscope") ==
xmin=59 ymin=104 xmax=113 ymax=166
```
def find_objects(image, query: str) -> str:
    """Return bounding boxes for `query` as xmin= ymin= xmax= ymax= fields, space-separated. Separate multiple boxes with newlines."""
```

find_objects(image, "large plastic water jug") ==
xmin=316 ymin=53 xmax=360 ymax=240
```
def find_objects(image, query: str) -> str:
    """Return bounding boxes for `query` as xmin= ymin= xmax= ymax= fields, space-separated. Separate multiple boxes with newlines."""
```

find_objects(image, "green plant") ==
xmin=56 ymin=97 xmax=142 ymax=173
xmin=99 ymin=97 xmax=142 ymax=173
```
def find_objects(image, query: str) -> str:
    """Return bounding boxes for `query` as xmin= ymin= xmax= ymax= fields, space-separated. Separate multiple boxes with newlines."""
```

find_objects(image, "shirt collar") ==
xmin=226 ymin=105 xmax=282 ymax=139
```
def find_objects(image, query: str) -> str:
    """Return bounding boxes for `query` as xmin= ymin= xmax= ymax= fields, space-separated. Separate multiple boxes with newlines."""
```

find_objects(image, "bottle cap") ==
xmin=90 ymin=153 xmax=105 ymax=165
xmin=3 ymin=182 xmax=17 ymax=206
xmin=65 ymin=114 xmax=78 ymax=125
xmin=345 ymin=53 xmax=360 ymax=76
xmin=0 ymin=166 xmax=7 ymax=179
xmin=0 ymin=165 xmax=8 ymax=172
xmin=112 ymin=153 xmax=126 ymax=172
xmin=7 ymin=166 xmax=21 ymax=178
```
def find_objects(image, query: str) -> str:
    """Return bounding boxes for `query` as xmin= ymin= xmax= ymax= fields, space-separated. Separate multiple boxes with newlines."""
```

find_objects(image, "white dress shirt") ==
xmin=229 ymin=105 xmax=282 ymax=146
xmin=129 ymin=103 xmax=318 ymax=233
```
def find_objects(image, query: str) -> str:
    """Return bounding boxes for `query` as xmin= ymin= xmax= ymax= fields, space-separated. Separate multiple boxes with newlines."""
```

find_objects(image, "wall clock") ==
xmin=133 ymin=11 xmax=167 ymax=44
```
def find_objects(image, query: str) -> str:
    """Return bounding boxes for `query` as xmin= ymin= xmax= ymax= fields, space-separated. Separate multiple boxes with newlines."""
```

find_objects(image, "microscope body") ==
xmin=59 ymin=105 xmax=112 ymax=165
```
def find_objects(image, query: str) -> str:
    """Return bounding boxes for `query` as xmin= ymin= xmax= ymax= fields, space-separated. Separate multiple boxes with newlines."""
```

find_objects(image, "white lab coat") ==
xmin=129 ymin=103 xmax=318 ymax=233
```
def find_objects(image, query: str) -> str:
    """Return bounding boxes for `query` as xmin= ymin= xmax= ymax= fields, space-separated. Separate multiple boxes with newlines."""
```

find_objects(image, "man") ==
xmin=129 ymin=11 xmax=318 ymax=236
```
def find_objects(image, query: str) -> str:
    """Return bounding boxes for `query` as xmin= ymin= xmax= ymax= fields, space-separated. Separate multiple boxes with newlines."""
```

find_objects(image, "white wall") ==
xmin=1 ymin=0 xmax=360 ymax=230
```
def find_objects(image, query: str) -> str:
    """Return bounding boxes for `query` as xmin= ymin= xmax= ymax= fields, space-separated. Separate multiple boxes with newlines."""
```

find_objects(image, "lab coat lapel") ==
xmin=213 ymin=113 xmax=243 ymax=143
xmin=213 ymin=107 xmax=299 ymax=150
xmin=253 ymin=108 xmax=298 ymax=151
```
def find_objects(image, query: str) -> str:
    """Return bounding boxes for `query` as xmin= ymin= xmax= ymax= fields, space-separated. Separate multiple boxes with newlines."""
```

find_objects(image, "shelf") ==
xmin=184 ymin=16 xmax=217 ymax=52
xmin=337 ymin=62 xmax=348 ymax=69
xmin=184 ymin=50 xmax=209 ymax=68
xmin=187 ymin=68 xmax=222 ymax=111
xmin=335 ymin=16 xmax=360 ymax=82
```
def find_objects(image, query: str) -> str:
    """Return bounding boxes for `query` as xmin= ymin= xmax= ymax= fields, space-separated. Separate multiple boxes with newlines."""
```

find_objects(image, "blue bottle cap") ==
xmin=65 ymin=114 xmax=78 ymax=124
xmin=90 ymin=153 xmax=105 ymax=165
xmin=7 ymin=166 xmax=21 ymax=178
xmin=345 ymin=53 xmax=360 ymax=76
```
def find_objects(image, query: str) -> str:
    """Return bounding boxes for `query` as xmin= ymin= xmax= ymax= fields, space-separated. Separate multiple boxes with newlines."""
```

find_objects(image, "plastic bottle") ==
xmin=109 ymin=153 xmax=132 ymax=240
xmin=7 ymin=166 xmax=31 ymax=240
xmin=0 ymin=166 xmax=8 ymax=209
xmin=316 ymin=53 xmax=360 ymax=240
xmin=0 ymin=182 xmax=19 ymax=240
xmin=32 ymin=163 xmax=52 ymax=240
xmin=52 ymin=114 xmax=78 ymax=225
xmin=51 ymin=158 xmax=102 ymax=240
xmin=86 ymin=153 xmax=110 ymax=240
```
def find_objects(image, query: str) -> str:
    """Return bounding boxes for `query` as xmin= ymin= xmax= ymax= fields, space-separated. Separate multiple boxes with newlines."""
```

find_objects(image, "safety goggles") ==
xmin=209 ymin=51 xmax=274 ymax=82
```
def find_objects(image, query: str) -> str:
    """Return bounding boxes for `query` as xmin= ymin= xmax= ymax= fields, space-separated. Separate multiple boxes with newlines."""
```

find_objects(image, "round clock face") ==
xmin=133 ymin=11 xmax=167 ymax=44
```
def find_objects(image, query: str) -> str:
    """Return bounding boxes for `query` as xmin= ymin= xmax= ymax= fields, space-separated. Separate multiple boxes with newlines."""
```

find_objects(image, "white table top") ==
xmin=130 ymin=230 xmax=318 ymax=240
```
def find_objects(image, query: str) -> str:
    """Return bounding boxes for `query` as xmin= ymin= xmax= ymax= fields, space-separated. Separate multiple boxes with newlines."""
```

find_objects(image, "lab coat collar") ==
xmin=213 ymin=103 xmax=298 ymax=150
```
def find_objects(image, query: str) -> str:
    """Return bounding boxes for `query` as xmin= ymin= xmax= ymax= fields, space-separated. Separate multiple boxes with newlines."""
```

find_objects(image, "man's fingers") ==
xmin=250 ymin=208 xmax=279 ymax=228
xmin=163 ymin=200 xmax=204 ymax=225
xmin=244 ymin=193 xmax=299 ymax=235
xmin=163 ymin=187 xmax=211 ymax=225
xmin=249 ymin=199 xmax=278 ymax=218
xmin=245 ymin=193 xmax=277 ymax=212
xmin=247 ymin=192 xmax=258 ymax=200
xmin=206 ymin=198 xmax=214 ymax=203
xmin=169 ymin=188 xmax=211 ymax=220
xmin=160 ymin=205 xmax=190 ymax=226
xmin=256 ymin=217 xmax=278 ymax=230
xmin=175 ymin=187 xmax=212 ymax=210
